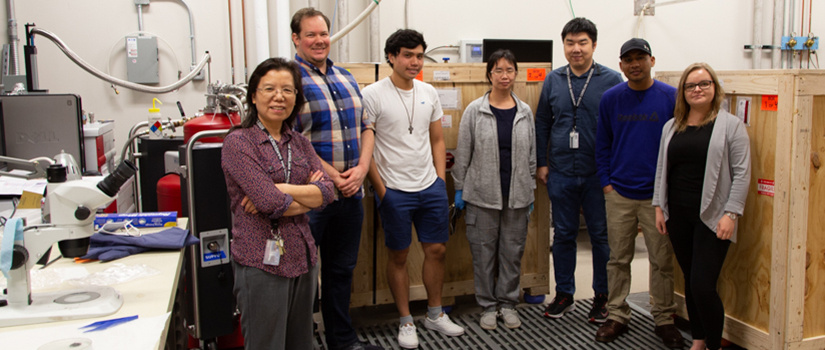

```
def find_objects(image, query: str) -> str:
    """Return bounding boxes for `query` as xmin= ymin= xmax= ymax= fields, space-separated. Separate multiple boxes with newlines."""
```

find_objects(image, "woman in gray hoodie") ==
xmin=452 ymin=49 xmax=536 ymax=331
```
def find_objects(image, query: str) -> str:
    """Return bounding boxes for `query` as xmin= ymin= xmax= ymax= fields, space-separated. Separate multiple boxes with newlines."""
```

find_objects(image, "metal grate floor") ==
xmin=316 ymin=299 xmax=691 ymax=349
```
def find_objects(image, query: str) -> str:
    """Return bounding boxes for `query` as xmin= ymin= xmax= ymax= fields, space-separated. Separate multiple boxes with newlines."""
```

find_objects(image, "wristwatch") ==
xmin=725 ymin=212 xmax=739 ymax=220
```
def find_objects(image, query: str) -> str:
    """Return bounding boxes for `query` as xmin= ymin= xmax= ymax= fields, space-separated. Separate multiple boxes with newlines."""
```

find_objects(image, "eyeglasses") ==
xmin=257 ymin=86 xmax=296 ymax=98
xmin=491 ymin=68 xmax=516 ymax=76
xmin=683 ymin=80 xmax=713 ymax=91
xmin=98 ymin=220 xmax=141 ymax=237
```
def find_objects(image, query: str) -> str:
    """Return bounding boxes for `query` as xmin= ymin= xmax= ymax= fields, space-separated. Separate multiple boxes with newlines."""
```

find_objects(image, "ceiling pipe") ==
xmin=338 ymin=0 xmax=350 ymax=62
xmin=787 ymin=0 xmax=796 ymax=68
xmin=753 ymin=0 xmax=764 ymax=69
xmin=249 ymin=0 xmax=270 ymax=66
xmin=771 ymin=0 xmax=786 ymax=68
xmin=369 ymin=4 xmax=380 ymax=62
xmin=275 ymin=0 xmax=291 ymax=58
xmin=5 ymin=0 xmax=20 ymax=74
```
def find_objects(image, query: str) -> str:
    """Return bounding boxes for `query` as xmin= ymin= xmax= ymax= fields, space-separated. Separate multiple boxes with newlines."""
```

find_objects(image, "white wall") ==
xmin=0 ymin=0 xmax=821 ymax=155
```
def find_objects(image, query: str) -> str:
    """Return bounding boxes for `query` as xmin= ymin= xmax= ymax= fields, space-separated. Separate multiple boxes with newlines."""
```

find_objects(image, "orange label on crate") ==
xmin=758 ymin=179 xmax=775 ymax=196
xmin=527 ymin=68 xmax=546 ymax=82
xmin=761 ymin=95 xmax=778 ymax=111
xmin=415 ymin=70 xmax=424 ymax=81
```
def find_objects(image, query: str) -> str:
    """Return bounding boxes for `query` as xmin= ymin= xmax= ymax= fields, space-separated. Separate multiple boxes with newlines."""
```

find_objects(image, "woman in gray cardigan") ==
xmin=452 ymin=49 xmax=536 ymax=331
xmin=652 ymin=62 xmax=751 ymax=350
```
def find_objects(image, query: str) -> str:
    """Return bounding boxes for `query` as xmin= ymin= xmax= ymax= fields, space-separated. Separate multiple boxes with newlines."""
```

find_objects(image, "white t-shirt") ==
xmin=362 ymin=77 xmax=443 ymax=192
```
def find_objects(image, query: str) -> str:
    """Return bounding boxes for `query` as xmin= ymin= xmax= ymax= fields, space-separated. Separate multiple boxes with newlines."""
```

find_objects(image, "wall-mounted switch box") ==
xmin=126 ymin=36 xmax=159 ymax=84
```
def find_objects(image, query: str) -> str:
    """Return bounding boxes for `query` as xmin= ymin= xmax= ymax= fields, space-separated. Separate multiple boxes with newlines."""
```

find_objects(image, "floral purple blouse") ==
xmin=222 ymin=126 xmax=334 ymax=278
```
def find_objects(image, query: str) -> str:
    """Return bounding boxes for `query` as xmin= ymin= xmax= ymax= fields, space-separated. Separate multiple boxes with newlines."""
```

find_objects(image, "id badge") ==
xmin=264 ymin=239 xmax=281 ymax=266
xmin=569 ymin=130 xmax=580 ymax=149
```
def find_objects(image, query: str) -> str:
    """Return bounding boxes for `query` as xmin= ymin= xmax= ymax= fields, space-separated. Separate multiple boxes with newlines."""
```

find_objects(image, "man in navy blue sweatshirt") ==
xmin=535 ymin=18 xmax=622 ymax=324
xmin=594 ymin=38 xmax=683 ymax=348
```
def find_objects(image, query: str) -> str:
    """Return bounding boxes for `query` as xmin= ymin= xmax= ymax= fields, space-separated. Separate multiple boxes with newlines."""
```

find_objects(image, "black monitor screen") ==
xmin=482 ymin=39 xmax=553 ymax=63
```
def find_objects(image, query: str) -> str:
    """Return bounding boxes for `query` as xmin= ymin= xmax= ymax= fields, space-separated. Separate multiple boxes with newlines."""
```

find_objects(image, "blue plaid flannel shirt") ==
xmin=293 ymin=55 xmax=373 ymax=199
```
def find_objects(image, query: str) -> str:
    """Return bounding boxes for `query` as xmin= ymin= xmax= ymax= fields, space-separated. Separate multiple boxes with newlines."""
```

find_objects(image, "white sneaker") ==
xmin=480 ymin=311 xmax=497 ymax=330
xmin=398 ymin=323 xmax=419 ymax=349
xmin=500 ymin=308 xmax=522 ymax=329
xmin=424 ymin=313 xmax=465 ymax=336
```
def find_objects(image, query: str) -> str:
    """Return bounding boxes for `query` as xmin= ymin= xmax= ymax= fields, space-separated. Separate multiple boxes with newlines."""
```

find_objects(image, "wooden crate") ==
xmin=339 ymin=63 xmax=553 ymax=307
xmin=656 ymin=70 xmax=825 ymax=350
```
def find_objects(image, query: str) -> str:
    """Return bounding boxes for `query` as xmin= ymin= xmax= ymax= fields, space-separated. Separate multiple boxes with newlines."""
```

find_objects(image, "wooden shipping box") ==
xmin=656 ymin=70 xmax=825 ymax=350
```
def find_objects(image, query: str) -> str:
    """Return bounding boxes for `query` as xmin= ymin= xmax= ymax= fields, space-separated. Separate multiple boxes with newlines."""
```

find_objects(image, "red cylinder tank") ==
xmin=183 ymin=111 xmax=242 ymax=143
xmin=157 ymin=173 xmax=183 ymax=217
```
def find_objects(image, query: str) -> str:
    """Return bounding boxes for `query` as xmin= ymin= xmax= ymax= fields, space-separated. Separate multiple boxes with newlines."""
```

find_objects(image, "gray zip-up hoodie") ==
xmin=453 ymin=91 xmax=536 ymax=210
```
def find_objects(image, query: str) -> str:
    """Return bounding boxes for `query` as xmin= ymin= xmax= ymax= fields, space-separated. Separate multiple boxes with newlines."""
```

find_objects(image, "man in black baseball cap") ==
xmin=620 ymin=37 xmax=652 ymax=58
xmin=594 ymin=38 xmax=684 ymax=348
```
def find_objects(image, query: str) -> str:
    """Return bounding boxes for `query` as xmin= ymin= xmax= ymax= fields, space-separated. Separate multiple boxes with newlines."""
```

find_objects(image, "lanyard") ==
xmin=567 ymin=64 xmax=595 ymax=130
xmin=258 ymin=121 xmax=292 ymax=185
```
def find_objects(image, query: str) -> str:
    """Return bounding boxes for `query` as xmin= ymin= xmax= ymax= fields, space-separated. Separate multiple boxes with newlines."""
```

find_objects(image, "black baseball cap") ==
xmin=620 ymin=38 xmax=652 ymax=58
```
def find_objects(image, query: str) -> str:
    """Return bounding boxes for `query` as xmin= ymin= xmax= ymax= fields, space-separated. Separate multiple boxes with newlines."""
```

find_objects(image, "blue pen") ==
xmin=79 ymin=315 xmax=139 ymax=332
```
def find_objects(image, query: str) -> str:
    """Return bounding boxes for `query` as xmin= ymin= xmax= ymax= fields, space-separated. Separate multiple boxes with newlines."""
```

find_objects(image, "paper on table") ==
xmin=2 ymin=312 xmax=170 ymax=350
xmin=0 ymin=174 xmax=47 ymax=196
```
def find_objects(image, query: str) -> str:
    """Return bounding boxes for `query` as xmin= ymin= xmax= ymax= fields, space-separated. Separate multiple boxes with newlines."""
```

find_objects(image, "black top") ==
xmin=667 ymin=120 xmax=715 ymax=208
xmin=492 ymin=105 xmax=516 ymax=201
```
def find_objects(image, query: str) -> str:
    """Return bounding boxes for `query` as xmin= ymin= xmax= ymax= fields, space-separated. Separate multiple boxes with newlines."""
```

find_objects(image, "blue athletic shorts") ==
xmin=376 ymin=177 xmax=449 ymax=250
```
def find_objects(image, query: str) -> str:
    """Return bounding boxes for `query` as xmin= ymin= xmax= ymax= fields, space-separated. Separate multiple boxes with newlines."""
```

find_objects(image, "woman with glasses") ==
xmin=452 ymin=49 xmax=536 ymax=330
xmin=652 ymin=62 xmax=751 ymax=350
xmin=221 ymin=57 xmax=334 ymax=350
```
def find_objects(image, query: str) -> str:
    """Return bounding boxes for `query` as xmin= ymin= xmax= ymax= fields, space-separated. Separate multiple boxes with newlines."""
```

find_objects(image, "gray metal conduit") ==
xmin=29 ymin=27 xmax=210 ymax=94
xmin=175 ymin=0 xmax=198 ymax=69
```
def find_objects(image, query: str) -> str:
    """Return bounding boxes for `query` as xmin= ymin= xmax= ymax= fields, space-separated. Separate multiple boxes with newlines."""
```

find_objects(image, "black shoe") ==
xmin=588 ymin=293 xmax=609 ymax=324
xmin=341 ymin=341 xmax=384 ymax=350
xmin=543 ymin=292 xmax=575 ymax=318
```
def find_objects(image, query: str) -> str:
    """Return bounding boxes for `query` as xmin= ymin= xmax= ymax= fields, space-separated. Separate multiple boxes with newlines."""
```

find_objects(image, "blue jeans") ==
xmin=307 ymin=197 xmax=363 ymax=350
xmin=547 ymin=171 xmax=609 ymax=296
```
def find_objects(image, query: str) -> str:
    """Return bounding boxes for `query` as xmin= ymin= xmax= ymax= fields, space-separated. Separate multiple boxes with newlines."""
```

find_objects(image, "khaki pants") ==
xmin=604 ymin=190 xmax=677 ymax=325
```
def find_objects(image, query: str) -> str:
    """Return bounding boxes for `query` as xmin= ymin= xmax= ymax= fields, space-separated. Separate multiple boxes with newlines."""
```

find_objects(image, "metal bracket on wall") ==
xmin=635 ymin=0 xmax=655 ymax=16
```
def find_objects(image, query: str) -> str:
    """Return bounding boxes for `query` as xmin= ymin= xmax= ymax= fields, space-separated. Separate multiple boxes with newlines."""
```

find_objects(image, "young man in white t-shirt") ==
xmin=363 ymin=29 xmax=465 ymax=349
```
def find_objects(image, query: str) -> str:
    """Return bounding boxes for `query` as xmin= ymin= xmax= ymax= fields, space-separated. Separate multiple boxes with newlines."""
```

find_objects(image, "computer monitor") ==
xmin=482 ymin=39 xmax=553 ymax=63
xmin=0 ymin=94 xmax=86 ymax=172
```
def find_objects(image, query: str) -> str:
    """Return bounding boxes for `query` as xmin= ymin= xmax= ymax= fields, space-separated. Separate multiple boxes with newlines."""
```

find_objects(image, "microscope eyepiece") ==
xmin=97 ymin=160 xmax=137 ymax=197
xmin=46 ymin=164 xmax=67 ymax=183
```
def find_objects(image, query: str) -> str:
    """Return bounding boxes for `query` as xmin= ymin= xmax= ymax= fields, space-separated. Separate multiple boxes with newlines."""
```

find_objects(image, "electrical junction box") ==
xmin=126 ymin=36 xmax=159 ymax=84
xmin=460 ymin=39 xmax=483 ymax=63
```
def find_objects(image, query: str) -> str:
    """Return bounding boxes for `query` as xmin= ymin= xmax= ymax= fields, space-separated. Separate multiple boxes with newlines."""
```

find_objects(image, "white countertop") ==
xmin=0 ymin=219 xmax=187 ymax=350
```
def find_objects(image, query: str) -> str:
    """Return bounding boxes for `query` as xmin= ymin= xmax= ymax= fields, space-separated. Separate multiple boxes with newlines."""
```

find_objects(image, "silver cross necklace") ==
xmin=393 ymin=81 xmax=416 ymax=134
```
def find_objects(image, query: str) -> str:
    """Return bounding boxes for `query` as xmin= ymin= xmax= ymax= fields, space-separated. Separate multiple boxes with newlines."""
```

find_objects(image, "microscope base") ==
xmin=0 ymin=285 xmax=123 ymax=327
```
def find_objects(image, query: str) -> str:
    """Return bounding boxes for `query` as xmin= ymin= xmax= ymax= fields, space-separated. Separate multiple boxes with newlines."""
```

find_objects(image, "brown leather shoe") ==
xmin=595 ymin=319 xmax=628 ymax=343
xmin=654 ymin=324 xmax=684 ymax=348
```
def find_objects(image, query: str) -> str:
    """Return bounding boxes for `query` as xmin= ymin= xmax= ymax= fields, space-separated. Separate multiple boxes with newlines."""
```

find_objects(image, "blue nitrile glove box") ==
xmin=94 ymin=211 xmax=178 ymax=230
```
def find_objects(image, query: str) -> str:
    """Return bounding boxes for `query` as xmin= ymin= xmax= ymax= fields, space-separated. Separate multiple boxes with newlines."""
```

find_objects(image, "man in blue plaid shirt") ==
xmin=291 ymin=7 xmax=379 ymax=350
